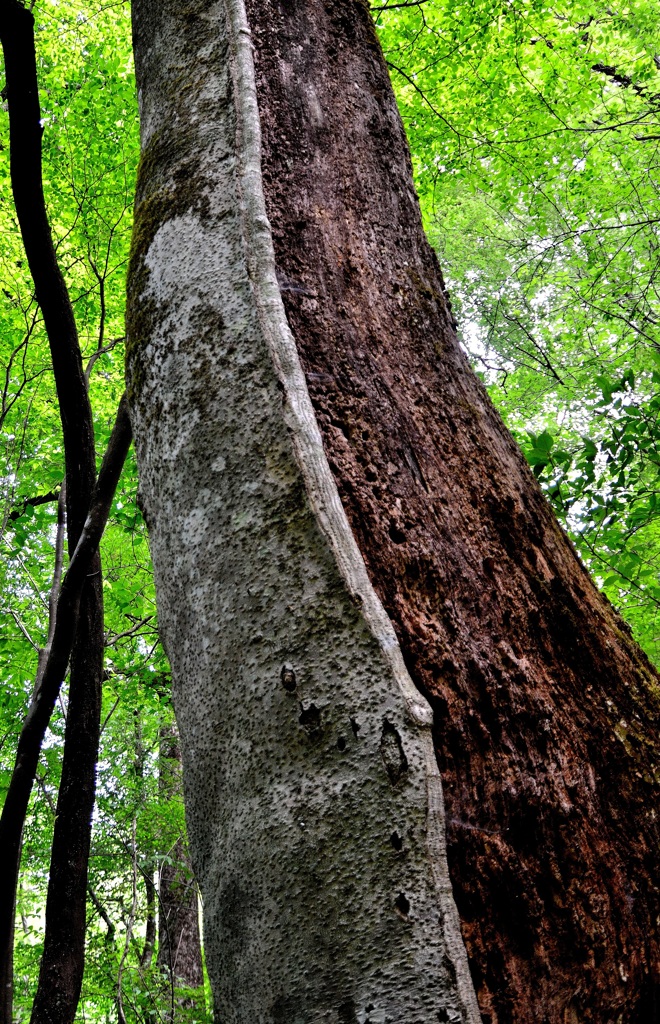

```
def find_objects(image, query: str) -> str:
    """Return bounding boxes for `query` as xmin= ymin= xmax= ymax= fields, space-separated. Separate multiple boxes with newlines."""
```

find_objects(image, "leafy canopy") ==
xmin=376 ymin=0 xmax=660 ymax=657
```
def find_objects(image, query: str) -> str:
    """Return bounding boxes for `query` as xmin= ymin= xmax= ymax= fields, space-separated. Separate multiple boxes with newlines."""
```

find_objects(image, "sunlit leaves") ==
xmin=376 ymin=0 xmax=660 ymax=659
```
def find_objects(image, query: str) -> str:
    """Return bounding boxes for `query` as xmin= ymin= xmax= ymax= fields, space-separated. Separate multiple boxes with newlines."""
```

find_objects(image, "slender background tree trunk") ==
xmin=30 ymin=575 xmax=104 ymax=1024
xmin=0 ymin=6 xmax=116 ymax=1023
xmin=157 ymin=724 xmax=203 ymax=1019
xmin=127 ymin=1 xmax=660 ymax=1022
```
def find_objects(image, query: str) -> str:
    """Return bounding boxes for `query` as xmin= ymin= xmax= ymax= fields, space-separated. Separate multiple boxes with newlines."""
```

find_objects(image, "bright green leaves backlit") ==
xmin=375 ymin=0 xmax=660 ymax=660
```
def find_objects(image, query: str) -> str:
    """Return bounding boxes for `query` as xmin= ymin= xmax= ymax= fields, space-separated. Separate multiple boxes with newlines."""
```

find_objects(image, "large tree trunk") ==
xmin=127 ymin=1 xmax=479 ymax=1021
xmin=127 ymin=2 xmax=660 ymax=1022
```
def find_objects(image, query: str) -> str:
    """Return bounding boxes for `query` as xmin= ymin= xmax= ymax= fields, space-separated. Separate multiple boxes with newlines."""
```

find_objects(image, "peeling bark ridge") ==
xmin=127 ymin=1 xmax=660 ymax=1023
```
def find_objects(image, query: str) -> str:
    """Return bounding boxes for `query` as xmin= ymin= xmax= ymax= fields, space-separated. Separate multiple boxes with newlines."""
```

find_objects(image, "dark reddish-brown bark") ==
xmin=244 ymin=1 xmax=660 ymax=1020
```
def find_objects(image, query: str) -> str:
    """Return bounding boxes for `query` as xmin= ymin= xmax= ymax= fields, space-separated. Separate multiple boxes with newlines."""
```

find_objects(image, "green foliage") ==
xmin=376 ymin=0 xmax=660 ymax=659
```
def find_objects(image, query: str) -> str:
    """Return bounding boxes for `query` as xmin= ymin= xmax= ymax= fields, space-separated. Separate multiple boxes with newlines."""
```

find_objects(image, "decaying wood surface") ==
xmin=245 ymin=1 xmax=660 ymax=1019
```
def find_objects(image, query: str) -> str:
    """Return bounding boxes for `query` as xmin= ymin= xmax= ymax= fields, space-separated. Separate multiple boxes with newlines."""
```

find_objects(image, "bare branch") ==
xmin=9 ymin=610 xmax=39 ymax=652
xmin=8 ymin=490 xmax=60 ymax=522
xmin=85 ymin=335 xmax=124 ymax=383
xmin=372 ymin=0 xmax=430 ymax=9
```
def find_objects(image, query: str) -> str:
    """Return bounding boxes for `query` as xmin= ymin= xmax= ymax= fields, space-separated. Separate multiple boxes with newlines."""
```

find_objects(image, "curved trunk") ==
xmin=128 ymin=1 xmax=479 ymax=1021
xmin=0 ymin=7 xmax=118 ymax=1022
xmin=127 ymin=2 xmax=660 ymax=1022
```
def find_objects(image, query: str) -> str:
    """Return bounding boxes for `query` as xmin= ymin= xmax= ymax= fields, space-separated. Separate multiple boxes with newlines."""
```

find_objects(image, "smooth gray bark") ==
xmin=127 ymin=2 xmax=480 ymax=1021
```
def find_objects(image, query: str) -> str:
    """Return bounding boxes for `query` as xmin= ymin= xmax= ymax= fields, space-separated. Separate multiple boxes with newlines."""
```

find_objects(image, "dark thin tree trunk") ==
xmin=0 ymin=3 xmax=95 ymax=507
xmin=140 ymin=874 xmax=157 ymax=971
xmin=244 ymin=2 xmax=660 ymax=1020
xmin=0 ymin=4 xmax=107 ymax=1022
xmin=31 ymin=399 xmax=133 ymax=1023
xmin=0 ymin=399 xmax=130 ymax=1024
xmin=0 ymin=903 xmax=14 ymax=1024
xmin=157 ymin=724 xmax=203 ymax=1018
xmin=29 ymin=575 xmax=104 ymax=1024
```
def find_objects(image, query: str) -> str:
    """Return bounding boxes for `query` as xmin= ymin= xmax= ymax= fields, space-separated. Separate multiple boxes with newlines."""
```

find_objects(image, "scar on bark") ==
xmin=380 ymin=719 xmax=408 ymax=784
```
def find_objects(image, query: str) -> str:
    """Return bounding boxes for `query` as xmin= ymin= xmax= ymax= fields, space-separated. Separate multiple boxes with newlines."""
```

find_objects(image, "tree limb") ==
xmin=8 ymin=490 xmax=60 ymax=522
xmin=0 ymin=0 xmax=96 ymax=545
xmin=372 ymin=0 xmax=430 ymax=9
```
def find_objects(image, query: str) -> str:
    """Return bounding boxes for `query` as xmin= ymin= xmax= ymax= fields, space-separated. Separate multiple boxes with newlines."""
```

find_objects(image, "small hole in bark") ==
xmin=337 ymin=735 xmax=346 ymax=751
xmin=394 ymin=892 xmax=410 ymax=919
xmin=299 ymin=703 xmax=321 ymax=734
xmin=365 ymin=1007 xmax=374 ymax=1014
xmin=365 ymin=469 xmax=377 ymax=482
xmin=390 ymin=831 xmax=403 ymax=851
xmin=388 ymin=522 xmax=406 ymax=544
xmin=337 ymin=999 xmax=358 ymax=1024
xmin=350 ymin=717 xmax=360 ymax=738
xmin=280 ymin=664 xmax=297 ymax=692
xmin=380 ymin=720 xmax=408 ymax=784
xmin=437 ymin=1011 xmax=449 ymax=1023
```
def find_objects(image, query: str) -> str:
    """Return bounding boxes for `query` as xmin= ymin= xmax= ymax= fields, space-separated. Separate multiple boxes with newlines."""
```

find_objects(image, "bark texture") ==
xmin=242 ymin=2 xmax=660 ymax=1022
xmin=127 ymin=1 xmax=479 ymax=1022
xmin=30 ymin=571 xmax=104 ymax=1024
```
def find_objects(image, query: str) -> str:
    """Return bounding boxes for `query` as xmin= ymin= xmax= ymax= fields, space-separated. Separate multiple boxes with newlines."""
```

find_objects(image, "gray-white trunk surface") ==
xmin=127 ymin=2 xmax=481 ymax=1022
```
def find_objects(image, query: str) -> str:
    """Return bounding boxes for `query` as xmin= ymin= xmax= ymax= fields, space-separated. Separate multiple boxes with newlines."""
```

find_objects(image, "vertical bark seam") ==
xmin=224 ymin=0 xmax=430 ymax=731
xmin=221 ymin=3 xmax=482 ymax=1021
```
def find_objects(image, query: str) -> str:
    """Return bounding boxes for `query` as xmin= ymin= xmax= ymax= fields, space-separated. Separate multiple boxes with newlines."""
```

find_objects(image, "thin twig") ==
xmin=9 ymin=610 xmax=38 ymax=652
xmin=116 ymin=815 xmax=137 ymax=1024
